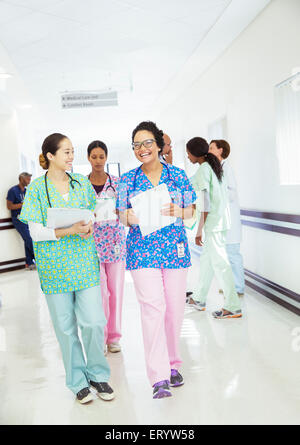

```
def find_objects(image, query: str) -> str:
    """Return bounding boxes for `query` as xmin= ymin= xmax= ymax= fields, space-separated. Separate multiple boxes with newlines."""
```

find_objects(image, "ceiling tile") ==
xmin=4 ymin=0 xmax=65 ymax=11
xmin=40 ymin=0 xmax=130 ymax=25
xmin=0 ymin=1 xmax=33 ymax=24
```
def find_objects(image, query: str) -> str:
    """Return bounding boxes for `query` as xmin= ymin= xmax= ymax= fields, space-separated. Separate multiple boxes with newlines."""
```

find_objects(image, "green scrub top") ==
xmin=192 ymin=162 xmax=230 ymax=233
xmin=19 ymin=173 xmax=100 ymax=295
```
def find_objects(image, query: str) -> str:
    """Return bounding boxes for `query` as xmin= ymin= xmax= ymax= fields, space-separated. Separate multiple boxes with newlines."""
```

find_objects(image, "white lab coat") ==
xmin=222 ymin=160 xmax=242 ymax=244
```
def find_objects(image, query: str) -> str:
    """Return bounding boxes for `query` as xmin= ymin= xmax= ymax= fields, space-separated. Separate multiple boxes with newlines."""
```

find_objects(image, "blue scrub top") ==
xmin=116 ymin=163 xmax=196 ymax=270
xmin=6 ymin=185 xmax=26 ymax=218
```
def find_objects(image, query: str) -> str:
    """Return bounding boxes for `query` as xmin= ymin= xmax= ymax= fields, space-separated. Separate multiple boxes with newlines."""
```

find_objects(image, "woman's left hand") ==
xmin=161 ymin=203 xmax=183 ymax=218
xmin=79 ymin=220 xmax=94 ymax=239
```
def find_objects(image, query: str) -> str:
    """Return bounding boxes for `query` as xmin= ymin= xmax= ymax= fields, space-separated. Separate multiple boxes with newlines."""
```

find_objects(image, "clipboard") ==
xmin=46 ymin=208 xmax=95 ymax=229
xmin=130 ymin=183 xmax=176 ymax=237
xmin=95 ymin=197 xmax=117 ymax=222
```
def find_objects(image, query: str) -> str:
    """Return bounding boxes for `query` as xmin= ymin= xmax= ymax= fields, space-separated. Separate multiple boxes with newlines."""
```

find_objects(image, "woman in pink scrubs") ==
xmin=87 ymin=140 xmax=126 ymax=354
xmin=117 ymin=121 xmax=196 ymax=399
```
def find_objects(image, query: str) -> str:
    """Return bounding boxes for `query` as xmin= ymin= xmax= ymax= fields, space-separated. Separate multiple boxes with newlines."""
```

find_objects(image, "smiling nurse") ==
xmin=117 ymin=121 xmax=196 ymax=399
xmin=19 ymin=133 xmax=114 ymax=404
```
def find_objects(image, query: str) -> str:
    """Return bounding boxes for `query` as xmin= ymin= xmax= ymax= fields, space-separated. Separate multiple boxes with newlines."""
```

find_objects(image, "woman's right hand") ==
xmin=70 ymin=220 xmax=93 ymax=236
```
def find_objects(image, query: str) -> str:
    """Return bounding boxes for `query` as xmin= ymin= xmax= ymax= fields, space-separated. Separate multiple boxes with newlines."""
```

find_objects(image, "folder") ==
xmin=130 ymin=183 xmax=176 ymax=237
xmin=46 ymin=208 xmax=95 ymax=229
xmin=95 ymin=197 xmax=117 ymax=222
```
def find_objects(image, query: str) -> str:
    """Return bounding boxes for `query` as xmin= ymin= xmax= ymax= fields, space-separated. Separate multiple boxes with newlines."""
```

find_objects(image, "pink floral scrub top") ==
xmin=116 ymin=163 xmax=196 ymax=270
xmin=91 ymin=174 xmax=126 ymax=264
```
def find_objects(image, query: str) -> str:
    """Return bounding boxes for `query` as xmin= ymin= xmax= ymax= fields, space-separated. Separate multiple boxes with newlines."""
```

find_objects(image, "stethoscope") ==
xmin=44 ymin=171 xmax=82 ymax=208
xmin=88 ymin=173 xmax=116 ymax=197
xmin=132 ymin=162 xmax=179 ymax=192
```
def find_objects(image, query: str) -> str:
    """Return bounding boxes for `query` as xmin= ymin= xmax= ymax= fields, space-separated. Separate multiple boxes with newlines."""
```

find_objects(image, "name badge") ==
xmin=177 ymin=242 xmax=185 ymax=258
xmin=114 ymin=244 xmax=121 ymax=256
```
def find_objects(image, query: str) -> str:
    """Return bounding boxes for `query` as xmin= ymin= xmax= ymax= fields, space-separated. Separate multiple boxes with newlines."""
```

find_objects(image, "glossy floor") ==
xmin=0 ymin=268 xmax=299 ymax=425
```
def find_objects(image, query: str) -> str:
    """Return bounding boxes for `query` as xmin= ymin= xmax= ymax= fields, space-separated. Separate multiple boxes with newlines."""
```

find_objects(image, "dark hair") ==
xmin=210 ymin=139 xmax=230 ymax=160
xmin=87 ymin=140 xmax=108 ymax=157
xmin=132 ymin=121 xmax=164 ymax=153
xmin=186 ymin=137 xmax=223 ymax=182
xmin=40 ymin=133 xmax=68 ymax=170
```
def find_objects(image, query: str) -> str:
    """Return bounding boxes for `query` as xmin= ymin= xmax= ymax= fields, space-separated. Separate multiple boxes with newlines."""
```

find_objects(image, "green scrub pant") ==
xmin=193 ymin=231 xmax=241 ymax=313
xmin=45 ymin=285 xmax=110 ymax=395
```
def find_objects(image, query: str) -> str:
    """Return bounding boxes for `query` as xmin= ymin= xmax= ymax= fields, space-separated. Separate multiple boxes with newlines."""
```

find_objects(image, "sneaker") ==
xmin=186 ymin=297 xmax=206 ymax=311
xmin=76 ymin=387 xmax=93 ymax=404
xmin=90 ymin=381 xmax=115 ymax=401
xmin=108 ymin=342 xmax=121 ymax=353
xmin=153 ymin=380 xmax=172 ymax=399
xmin=186 ymin=291 xmax=193 ymax=302
xmin=29 ymin=264 xmax=36 ymax=270
xmin=170 ymin=369 xmax=184 ymax=387
xmin=212 ymin=309 xmax=242 ymax=319
xmin=220 ymin=289 xmax=244 ymax=297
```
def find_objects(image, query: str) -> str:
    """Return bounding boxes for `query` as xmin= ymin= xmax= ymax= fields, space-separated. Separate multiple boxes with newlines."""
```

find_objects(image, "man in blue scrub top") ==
xmin=6 ymin=172 xmax=35 ymax=269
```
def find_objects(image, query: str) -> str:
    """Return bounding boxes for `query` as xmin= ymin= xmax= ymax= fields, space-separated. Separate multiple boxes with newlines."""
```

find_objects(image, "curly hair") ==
xmin=132 ymin=121 xmax=164 ymax=153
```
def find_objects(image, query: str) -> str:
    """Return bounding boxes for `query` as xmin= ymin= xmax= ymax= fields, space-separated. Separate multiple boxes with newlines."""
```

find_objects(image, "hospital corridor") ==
xmin=0 ymin=0 xmax=300 ymax=427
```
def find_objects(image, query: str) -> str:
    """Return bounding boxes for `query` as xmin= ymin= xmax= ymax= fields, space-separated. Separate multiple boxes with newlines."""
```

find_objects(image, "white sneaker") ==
xmin=108 ymin=342 xmax=121 ymax=353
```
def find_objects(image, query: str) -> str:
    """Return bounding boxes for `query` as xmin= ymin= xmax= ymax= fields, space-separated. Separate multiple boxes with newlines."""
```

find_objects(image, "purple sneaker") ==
xmin=170 ymin=369 xmax=184 ymax=387
xmin=153 ymin=380 xmax=172 ymax=399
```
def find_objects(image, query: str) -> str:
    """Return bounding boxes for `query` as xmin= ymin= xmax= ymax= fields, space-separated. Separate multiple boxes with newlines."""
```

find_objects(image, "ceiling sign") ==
xmin=61 ymin=91 xmax=118 ymax=109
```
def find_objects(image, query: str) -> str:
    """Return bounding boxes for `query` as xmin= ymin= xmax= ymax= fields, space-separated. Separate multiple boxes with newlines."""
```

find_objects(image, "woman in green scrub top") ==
xmin=186 ymin=137 xmax=242 ymax=319
xmin=19 ymin=133 xmax=115 ymax=404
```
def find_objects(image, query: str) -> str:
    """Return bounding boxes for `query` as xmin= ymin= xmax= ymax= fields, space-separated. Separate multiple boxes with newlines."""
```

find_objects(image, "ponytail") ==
xmin=205 ymin=153 xmax=223 ymax=182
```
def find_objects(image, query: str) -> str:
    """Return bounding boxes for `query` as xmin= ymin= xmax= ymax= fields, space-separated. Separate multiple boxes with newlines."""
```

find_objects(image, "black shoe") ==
xmin=186 ymin=291 xmax=193 ymax=302
xmin=90 ymin=381 xmax=115 ymax=401
xmin=76 ymin=387 xmax=93 ymax=404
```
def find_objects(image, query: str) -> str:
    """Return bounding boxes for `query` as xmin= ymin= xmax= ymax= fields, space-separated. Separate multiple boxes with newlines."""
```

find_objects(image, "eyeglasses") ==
xmin=132 ymin=139 xmax=156 ymax=151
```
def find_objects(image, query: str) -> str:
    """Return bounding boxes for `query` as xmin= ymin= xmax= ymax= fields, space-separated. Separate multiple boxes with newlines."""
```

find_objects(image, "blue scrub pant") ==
xmin=226 ymin=243 xmax=245 ymax=294
xmin=45 ymin=285 xmax=110 ymax=395
xmin=12 ymin=217 xmax=35 ymax=266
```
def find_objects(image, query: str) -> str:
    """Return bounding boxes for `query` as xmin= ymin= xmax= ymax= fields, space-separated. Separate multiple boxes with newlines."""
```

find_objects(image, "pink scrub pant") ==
xmin=130 ymin=267 xmax=188 ymax=386
xmin=100 ymin=260 xmax=126 ymax=345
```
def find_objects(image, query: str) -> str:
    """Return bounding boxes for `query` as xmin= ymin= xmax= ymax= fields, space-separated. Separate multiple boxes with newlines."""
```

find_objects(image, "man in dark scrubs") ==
xmin=6 ymin=172 xmax=35 ymax=270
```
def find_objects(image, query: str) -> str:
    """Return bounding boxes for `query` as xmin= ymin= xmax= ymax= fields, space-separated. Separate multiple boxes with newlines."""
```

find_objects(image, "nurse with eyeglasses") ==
xmin=116 ymin=121 xmax=196 ymax=399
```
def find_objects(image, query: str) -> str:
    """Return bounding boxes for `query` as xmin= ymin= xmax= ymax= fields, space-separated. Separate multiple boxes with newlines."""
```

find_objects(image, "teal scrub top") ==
xmin=19 ymin=173 xmax=100 ymax=295
xmin=192 ymin=162 xmax=230 ymax=233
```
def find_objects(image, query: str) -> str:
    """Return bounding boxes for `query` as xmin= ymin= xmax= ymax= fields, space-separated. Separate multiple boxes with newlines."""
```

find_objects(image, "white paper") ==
xmin=46 ymin=208 xmax=95 ymax=229
xmin=95 ymin=198 xmax=117 ymax=222
xmin=130 ymin=183 xmax=176 ymax=237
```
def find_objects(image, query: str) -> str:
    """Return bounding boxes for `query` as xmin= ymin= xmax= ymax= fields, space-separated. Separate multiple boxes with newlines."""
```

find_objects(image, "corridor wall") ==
xmin=157 ymin=0 xmax=300 ymax=311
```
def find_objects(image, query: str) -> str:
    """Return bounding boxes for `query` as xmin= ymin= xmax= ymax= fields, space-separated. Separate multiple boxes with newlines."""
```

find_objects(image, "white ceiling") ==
xmin=0 ymin=0 xmax=269 ymax=151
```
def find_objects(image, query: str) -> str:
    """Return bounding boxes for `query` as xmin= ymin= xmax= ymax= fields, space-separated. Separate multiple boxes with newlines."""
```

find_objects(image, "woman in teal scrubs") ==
xmin=19 ymin=133 xmax=114 ymax=403
xmin=186 ymin=137 xmax=242 ymax=319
